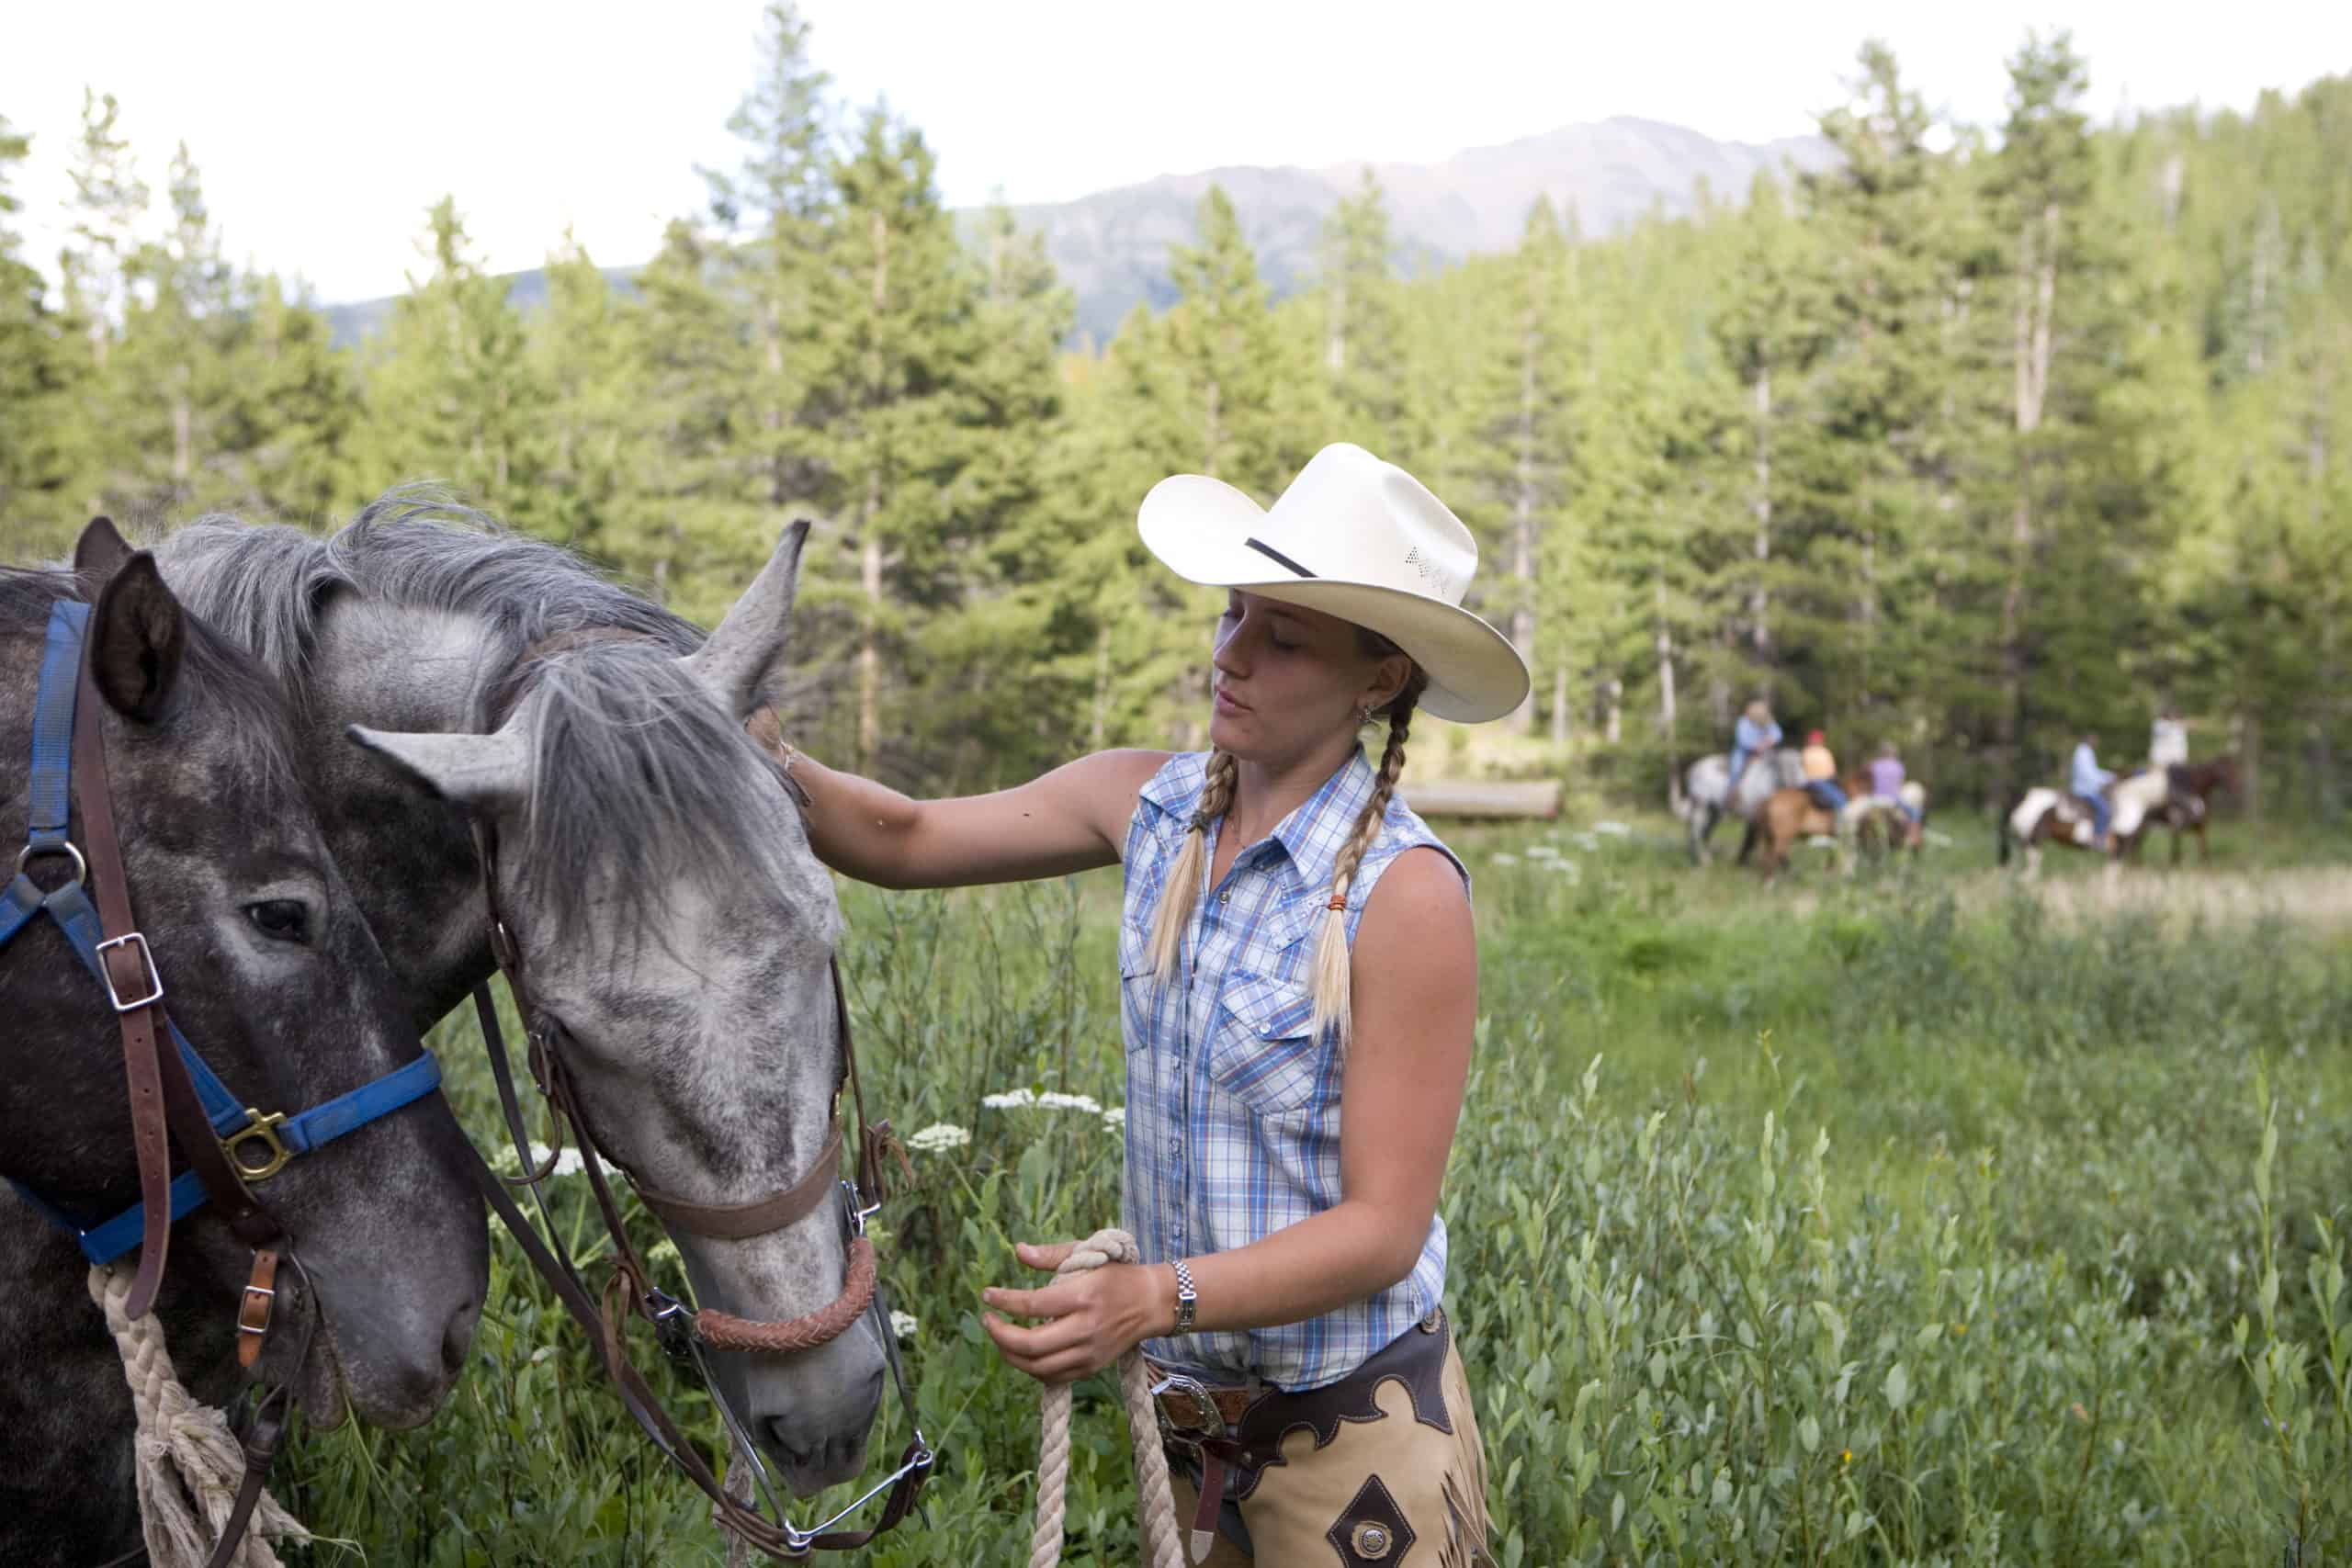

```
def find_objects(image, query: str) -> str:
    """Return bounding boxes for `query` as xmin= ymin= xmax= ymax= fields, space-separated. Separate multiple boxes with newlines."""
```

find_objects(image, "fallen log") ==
xmin=1397 ymin=779 xmax=1564 ymax=820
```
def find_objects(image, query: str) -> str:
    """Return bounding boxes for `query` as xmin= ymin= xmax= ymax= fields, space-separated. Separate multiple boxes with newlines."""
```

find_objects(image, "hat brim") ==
xmin=1138 ymin=474 xmax=1532 ymax=724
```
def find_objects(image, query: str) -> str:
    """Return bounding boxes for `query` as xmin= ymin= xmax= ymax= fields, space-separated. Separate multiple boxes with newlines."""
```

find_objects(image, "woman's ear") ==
xmin=1363 ymin=651 xmax=1413 ymax=715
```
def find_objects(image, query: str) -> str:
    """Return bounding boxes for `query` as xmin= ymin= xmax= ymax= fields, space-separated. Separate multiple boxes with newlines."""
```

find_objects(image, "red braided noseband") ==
xmin=693 ymin=1235 xmax=878 ymax=1353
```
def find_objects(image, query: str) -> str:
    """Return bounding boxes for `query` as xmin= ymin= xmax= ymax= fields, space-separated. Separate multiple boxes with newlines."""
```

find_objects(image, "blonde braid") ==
xmin=1307 ymin=694 xmax=1417 ymax=1048
xmin=1147 ymin=749 xmax=1238 ymax=983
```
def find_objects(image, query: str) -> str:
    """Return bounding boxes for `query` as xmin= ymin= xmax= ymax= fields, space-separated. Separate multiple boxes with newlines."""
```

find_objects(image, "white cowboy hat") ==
xmin=1136 ymin=442 xmax=1532 ymax=723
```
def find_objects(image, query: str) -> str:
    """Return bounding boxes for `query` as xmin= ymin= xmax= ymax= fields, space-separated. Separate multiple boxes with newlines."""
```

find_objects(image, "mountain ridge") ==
xmin=322 ymin=114 xmax=1835 ymax=349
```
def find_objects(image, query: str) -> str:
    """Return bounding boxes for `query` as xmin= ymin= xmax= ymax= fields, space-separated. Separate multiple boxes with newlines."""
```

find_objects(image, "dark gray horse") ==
xmin=0 ymin=552 xmax=488 ymax=1563
xmin=1679 ymin=747 xmax=1807 ymax=864
xmin=155 ymin=494 xmax=885 ymax=1495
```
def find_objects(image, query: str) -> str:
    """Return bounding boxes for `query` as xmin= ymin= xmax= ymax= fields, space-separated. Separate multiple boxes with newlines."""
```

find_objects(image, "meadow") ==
xmin=278 ymin=814 xmax=2352 ymax=1565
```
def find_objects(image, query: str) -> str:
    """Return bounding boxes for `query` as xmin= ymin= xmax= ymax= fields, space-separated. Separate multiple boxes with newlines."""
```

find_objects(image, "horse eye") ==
xmin=244 ymin=900 xmax=311 ymax=944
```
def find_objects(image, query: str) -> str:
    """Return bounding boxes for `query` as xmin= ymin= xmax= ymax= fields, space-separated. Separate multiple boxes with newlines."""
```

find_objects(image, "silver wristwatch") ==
xmin=1170 ymin=1259 xmax=1198 ymax=1336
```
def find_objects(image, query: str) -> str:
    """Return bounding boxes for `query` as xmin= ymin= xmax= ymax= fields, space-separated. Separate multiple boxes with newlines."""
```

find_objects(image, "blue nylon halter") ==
xmin=4 ymin=599 xmax=444 ymax=1266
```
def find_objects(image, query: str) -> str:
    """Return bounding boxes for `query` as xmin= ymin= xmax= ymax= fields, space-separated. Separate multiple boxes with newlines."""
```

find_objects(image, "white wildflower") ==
xmin=1593 ymin=820 xmax=1631 ymax=837
xmin=1038 ymin=1091 xmax=1102 ymax=1114
xmin=1101 ymin=1106 xmax=1126 ymax=1132
xmin=510 ymin=1144 xmax=585 ymax=1178
xmin=907 ymin=1122 xmax=971 ymax=1154
xmin=1525 ymin=843 xmax=1560 ymax=860
xmin=981 ymin=1088 xmax=1037 ymax=1111
xmin=889 ymin=1310 xmax=918 ymax=1341
xmin=1490 ymin=852 xmax=1520 ymax=866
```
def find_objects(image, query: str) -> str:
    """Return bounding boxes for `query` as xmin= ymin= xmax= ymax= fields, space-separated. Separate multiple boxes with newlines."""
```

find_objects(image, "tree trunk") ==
xmin=1203 ymin=377 xmax=1222 ymax=481
xmin=1749 ymin=366 xmax=1771 ymax=655
xmin=1507 ymin=310 xmax=1539 ymax=733
xmin=1602 ymin=677 xmax=1622 ymax=745
xmin=1549 ymin=662 xmax=1568 ymax=745
xmin=763 ymin=300 xmax=787 ymax=506
xmin=1996 ymin=201 xmax=2060 ymax=800
xmin=1089 ymin=623 xmax=1113 ymax=751
xmin=857 ymin=479 xmax=883 ymax=770
xmin=1655 ymin=577 xmax=1678 ymax=806
xmin=171 ymin=381 xmax=192 ymax=488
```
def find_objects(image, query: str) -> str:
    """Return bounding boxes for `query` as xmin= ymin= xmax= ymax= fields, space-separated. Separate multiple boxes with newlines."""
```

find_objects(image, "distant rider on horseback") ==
xmin=1867 ymin=740 xmax=1921 ymax=824
xmin=1801 ymin=729 xmax=1849 ymax=814
xmin=2070 ymin=729 xmax=2116 ymax=851
xmin=1727 ymin=698 xmax=1781 ymax=797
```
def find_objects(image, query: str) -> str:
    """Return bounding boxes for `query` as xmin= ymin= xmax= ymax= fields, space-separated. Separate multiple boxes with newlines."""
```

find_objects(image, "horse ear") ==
xmin=346 ymin=724 xmax=531 ymax=809
xmin=682 ymin=520 xmax=809 ymax=721
xmin=89 ymin=553 xmax=187 ymax=723
xmin=74 ymin=516 xmax=134 ymax=580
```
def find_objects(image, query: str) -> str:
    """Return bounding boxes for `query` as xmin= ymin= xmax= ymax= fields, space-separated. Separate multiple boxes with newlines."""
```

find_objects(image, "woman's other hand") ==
xmin=980 ymin=1240 xmax=1170 ymax=1385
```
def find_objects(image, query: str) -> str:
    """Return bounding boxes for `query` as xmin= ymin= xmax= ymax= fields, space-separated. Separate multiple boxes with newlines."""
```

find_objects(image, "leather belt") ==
xmin=1147 ymin=1365 xmax=1256 ymax=1435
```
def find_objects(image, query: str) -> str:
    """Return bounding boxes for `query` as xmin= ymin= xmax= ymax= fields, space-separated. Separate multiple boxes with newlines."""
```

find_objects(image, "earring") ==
xmin=1357 ymin=704 xmax=1375 ymax=726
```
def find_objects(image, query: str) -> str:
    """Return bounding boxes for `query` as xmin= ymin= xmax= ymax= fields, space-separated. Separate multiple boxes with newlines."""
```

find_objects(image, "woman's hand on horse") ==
xmin=981 ymin=1240 xmax=1169 ymax=1385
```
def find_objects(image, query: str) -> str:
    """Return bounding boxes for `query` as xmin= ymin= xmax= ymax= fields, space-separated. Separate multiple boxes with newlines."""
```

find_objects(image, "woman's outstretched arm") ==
xmin=788 ymin=748 xmax=1170 ymax=889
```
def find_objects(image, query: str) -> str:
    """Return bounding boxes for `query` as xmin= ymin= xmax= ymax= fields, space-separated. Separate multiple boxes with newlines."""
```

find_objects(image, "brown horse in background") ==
xmin=1738 ymin=773 xmax=1871 ymax=883
xmin=2118 ymin=753 xmax=2241 ymax=866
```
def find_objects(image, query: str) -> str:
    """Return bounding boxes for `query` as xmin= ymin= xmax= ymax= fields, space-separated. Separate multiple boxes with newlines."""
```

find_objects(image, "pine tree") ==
xmin=1314 ymin=168 xmax=1407 ymax=442
xmin=799 ymin=107 xmax=985 ymax=772
xmin=107 ymin=141 xmax=244 ymax=518
xmin=704 ymin=0 xmax=834 ymax=522
xmin=358 ymin=197 xmax=546 ymax=521
xmin=0 ymin=112 xmax=74 ymax=550
xmin=1468 ymin=197 xmax=1582 ymax=732
xmin=236 ymin=275 xmax=363 ymax=524
xmin=1163 ymin=186 xmax=1293 ymax=496
xmin=531 ymin=231 xmax=637 ymax=552
xmin=612 ymin=216 xmax=763 ymax=622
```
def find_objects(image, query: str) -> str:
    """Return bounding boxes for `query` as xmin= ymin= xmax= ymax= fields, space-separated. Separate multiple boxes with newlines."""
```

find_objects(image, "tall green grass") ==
xmin=277 ymin=835 xmax=2352 ymax=1564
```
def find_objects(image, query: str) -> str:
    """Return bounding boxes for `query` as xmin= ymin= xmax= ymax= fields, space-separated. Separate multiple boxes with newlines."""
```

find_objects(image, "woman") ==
xmin=1727 ymin=697 xmax=1780 ymax=795
xmin=784 ymin=443 xmax=1522 ymax=1564
xmin=1801 ymin=728 xmax=1848 ymax=813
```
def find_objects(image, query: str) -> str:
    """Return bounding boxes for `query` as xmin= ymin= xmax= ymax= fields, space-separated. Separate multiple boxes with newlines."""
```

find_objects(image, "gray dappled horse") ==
xmin=1679 ymin=747 xmax=1807 ymax=865
xmin=155 ymin=495 xmax=884 ymax=1495
xmin=0 ymin=549 xmax=487 ymax=1563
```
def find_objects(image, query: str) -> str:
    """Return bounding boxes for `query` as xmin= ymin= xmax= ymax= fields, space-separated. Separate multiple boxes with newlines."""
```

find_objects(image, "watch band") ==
xmin=1170 ymin=1258 xmax=1198 ymax=1336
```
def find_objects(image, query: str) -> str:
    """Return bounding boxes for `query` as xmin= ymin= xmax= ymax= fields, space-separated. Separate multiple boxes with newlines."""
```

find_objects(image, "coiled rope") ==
xmin=1027 ymin=1227 xmax=1187 ymax=1568
xmin=86 ymin=1263 xmax=309 ymax=1568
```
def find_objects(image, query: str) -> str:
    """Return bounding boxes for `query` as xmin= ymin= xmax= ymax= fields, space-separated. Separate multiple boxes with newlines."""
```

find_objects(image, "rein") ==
xmin=449 ymin=710 xmax=931 ymax=1558
xmin=4 ymin=580 xmax=443 ymax=1568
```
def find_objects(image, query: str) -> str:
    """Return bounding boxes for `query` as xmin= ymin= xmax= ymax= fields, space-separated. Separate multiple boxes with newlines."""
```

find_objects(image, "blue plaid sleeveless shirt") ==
xmin=1120 ymin=748 xmax=1468 ymax=1391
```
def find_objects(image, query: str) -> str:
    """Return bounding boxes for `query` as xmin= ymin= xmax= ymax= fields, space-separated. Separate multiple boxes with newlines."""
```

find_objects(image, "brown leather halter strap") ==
xmin=456 ymin=744 xmax=929 ymax=1557
xmin=61 ymin=586 xmax=305 ymax=1568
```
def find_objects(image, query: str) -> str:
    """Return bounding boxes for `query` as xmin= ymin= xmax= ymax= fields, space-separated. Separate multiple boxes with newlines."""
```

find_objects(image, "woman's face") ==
xmin=1208 ymin=591 xmax=1406 ymax=762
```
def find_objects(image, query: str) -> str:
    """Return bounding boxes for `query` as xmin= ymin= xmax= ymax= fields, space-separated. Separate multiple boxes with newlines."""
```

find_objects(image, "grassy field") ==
xmin=277 ymin=811 xmax=2352 ymax=1564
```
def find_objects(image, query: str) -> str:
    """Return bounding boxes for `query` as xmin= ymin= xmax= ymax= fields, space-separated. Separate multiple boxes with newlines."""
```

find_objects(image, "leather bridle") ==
xmin=4 ymin=577 xmax=446 ymax=1568
xmin=447 ymin=730 xmax=933 ymax=1558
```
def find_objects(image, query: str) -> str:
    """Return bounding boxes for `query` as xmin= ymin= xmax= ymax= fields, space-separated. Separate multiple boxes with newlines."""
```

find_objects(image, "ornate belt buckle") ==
xmin=1148 ymin=1371 xmax=1227 ymax=1440
xmin=221 ymin=1109 xmax=292 ymax=1181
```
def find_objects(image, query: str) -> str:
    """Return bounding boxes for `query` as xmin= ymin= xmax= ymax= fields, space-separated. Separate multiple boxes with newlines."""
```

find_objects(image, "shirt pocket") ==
xmin=1205 ymin=970 xmax=1329 ymax=1117
xmin=1118 ymin=916 xmax=1159 ymax=1049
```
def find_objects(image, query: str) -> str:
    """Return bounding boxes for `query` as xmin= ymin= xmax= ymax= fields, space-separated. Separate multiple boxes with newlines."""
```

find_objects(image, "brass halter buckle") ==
xmin=221 ymin=1109 xmax=293 ymax=1181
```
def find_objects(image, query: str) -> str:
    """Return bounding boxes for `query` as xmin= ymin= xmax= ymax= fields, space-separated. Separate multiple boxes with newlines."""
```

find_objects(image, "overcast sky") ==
xmin=5 ymin=1 xmax=2345 ymax=304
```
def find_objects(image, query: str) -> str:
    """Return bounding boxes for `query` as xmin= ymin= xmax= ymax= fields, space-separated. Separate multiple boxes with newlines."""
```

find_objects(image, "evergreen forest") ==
xmin=4 ymin=10 xmax=2347 ymax=818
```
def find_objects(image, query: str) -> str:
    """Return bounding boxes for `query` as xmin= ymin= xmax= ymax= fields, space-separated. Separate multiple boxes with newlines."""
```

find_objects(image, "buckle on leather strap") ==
xmin=236 ymin=1249 xmax=279 ymax=1368
xmin=1149 ymin=1371 xmax=1228 ymax=1439
xmin=95 ymin=930 xmax=164 ymax=1011
xmin=222 ymin=1110 xmax=293 ymax=1181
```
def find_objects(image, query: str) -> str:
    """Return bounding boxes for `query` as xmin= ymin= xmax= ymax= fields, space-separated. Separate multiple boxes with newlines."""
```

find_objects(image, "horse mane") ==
xmin=0 ymin=564 xmax=306 ymax=807
xmin=157 ymin=488 xmax=795 ymax=951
